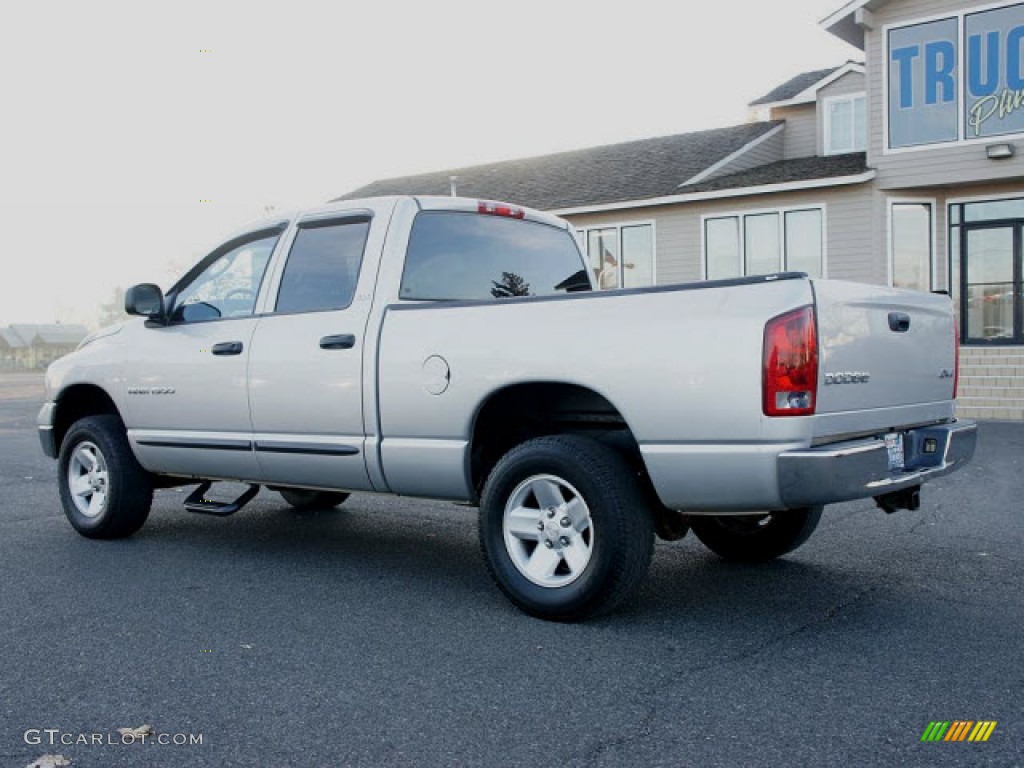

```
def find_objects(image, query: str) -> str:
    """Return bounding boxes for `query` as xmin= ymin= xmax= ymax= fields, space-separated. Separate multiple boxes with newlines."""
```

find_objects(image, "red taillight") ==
xmin=478 ymin=200 xmax=525 ymax=219
xmin=953 ymin=319 xmax=960 ymax=399
xmin=763 ymin=306 xmax=818 ymax=417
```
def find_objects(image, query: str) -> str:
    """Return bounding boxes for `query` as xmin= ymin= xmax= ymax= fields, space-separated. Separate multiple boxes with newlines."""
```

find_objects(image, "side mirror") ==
xmin=125 ymin=283 xmax=165 ymax=321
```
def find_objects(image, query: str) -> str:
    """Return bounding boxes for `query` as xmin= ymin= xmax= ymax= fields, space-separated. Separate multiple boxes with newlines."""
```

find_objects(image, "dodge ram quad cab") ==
xmin=39 ymin=195 xmax=977 ymax=621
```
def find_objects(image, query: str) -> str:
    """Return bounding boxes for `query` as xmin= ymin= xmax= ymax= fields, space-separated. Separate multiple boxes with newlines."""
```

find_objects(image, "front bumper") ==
xmin=778 ymin=420 xmax=977 ymax=508
xmin=38 ymin=402 xmax=57 ymax=459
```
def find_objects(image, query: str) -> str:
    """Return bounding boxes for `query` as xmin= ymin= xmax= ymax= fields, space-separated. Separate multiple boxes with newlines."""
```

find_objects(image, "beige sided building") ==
xmin=343 ymin=0 xmax=1024 ymax=421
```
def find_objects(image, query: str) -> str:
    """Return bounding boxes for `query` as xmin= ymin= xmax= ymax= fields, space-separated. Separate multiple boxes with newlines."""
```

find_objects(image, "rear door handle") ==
xmin=211 ymin=341 xmax=244 ymax=356
xmin=320 ymin=334 xmax=356 ymax=350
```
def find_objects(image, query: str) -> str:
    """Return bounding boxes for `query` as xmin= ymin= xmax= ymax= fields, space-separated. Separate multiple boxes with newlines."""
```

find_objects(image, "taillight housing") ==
xmin=763 ymin=306 xmax=818 ymax=417
xmin=478 ymin=200 xmax=525 ymax=219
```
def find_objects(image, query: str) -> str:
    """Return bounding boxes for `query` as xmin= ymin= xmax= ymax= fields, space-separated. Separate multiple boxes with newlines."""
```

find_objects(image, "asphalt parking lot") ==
xmin=1 ymin=372 xmax=1021 ymax=767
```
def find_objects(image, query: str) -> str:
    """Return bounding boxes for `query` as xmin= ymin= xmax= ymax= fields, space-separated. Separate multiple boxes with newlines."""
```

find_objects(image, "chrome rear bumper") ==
xmin=778 ymin=420 xmax=977 ymax=508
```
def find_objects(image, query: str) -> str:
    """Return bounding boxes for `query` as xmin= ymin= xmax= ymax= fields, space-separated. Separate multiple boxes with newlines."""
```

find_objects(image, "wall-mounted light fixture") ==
xmin=986 ymin=143 xmax=1015 ymax=159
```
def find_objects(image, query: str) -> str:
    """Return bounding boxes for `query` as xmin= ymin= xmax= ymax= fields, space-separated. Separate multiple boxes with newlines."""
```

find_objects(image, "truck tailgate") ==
xmin=813 ymin=280 xmax=957 ymax=417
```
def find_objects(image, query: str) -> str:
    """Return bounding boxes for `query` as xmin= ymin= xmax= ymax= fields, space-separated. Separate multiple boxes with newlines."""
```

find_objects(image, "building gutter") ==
xmin=820 ymin=0 xmax=884 ymax=49
xmin=549 ymin=170 xmax=877 ymax=217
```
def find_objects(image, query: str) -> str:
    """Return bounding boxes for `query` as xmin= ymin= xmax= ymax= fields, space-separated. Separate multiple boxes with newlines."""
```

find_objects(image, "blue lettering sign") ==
xmin=1008 ymin=25 xmax=1024 ymax=89
xmin=891 ymin=46 xmax=919 ymax=108
xmin=968 ymin=31 xmax=1000 ymax=97
xmin=888 ymin=17 xmax=959 ymax=147
xmin=925 ymin=41 xmax=956 ymax=104
xmin=965 ymin=3 xmax=1024 ymax=138
xmin=887 ymin=3 xmax=1024 ymax=146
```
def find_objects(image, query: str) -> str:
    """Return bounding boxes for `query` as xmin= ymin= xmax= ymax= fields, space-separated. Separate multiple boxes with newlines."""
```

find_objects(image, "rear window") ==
xmin=400 ymin=212 xmax=591 ymax=301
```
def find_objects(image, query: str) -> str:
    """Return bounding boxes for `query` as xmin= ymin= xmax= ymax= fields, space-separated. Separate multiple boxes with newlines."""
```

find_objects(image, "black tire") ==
xmin=478 ymin=435 xmax=655 ymax=622
xmin=57 ymin=414 xmax=154 ymax=539
xmin=690 ymin=507 xmax=823 ymax=563
xmin=278 ymin=489 xmax=350 ymax=511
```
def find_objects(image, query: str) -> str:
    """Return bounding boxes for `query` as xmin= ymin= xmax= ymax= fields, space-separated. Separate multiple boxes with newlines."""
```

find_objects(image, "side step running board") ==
xmin=184 ymin=481 xmax=260 ymax=516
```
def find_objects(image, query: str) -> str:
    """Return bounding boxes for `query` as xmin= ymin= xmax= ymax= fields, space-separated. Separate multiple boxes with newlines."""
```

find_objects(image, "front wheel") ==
xmin=58 ymin=414 xmax=154 ymax=539
xmin=478 ymin=435 xmax=654 ymax=622
xmin=690 ymin=507 xmax=823 ymax=563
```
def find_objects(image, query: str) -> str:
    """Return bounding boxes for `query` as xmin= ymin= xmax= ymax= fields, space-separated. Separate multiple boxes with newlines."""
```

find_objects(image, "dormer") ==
xmin=749 ymin=62 xmax=866 ymax=159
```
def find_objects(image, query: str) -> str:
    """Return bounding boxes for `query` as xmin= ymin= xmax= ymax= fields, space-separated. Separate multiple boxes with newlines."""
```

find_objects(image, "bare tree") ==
xmin=97 ymin=286 xmax=128 ymax=328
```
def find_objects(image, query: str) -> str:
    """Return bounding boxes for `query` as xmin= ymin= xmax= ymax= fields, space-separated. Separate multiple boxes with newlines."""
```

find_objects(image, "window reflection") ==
xmin=963 ymin=198 xmax=1024 ymax=222
xmin=966 ymin=285 xmax=1014 ymax=340
xmin=577 ymin=223 xmax=655 ymax=290
xmin=622 ymin=225 xmax=653 ymax=289
xmin=891 ymin=203 xmax=933 ymax=291
xmin=705 ymin=218 xmax=741 ymax=280
xmin=964 ymin=227 xmax=1015 ymax=341
xmin=704 ymin=208 xmax=823 ymax=279
xmin=401 ymin=213 xmax=589 ymax=301
xmin=173 ymin=235 xmax=278 ymax=322
xmin=745 ymin=213 xmax=780 ymax=276
xmin=588 ymin=228 xmax=620 ymax=290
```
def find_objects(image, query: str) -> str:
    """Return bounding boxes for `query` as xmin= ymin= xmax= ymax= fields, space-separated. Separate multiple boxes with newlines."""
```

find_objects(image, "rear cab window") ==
xmin=275 ymin=216 xmax=371 ymax=314
xmin=400 ymin=212 xmax=591 ymax=301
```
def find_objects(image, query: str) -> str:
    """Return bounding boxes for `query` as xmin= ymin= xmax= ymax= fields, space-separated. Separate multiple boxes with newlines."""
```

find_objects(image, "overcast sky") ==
xmin=0 ymin=0 xmax=856 ymax=327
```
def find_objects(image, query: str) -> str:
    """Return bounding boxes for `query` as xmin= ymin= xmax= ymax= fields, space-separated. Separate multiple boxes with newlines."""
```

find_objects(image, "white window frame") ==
xmin=574 ymin=220 xmax=657 ymax=289
xmin=887 ymin=197 xmax=938 ymax=291
xmin=701 ymin=204 xmax=828 ymax=280
xmin=823 ymin=92 xmax=867 ymax=155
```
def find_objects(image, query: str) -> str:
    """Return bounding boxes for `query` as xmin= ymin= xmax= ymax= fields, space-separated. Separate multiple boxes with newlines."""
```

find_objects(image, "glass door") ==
xmin=962 ymin=224 xmax=1021 ymax=344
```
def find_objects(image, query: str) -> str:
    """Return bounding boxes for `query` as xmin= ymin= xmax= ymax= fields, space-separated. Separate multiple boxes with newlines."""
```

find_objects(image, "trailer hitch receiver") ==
xmin=874 ymin=485 xmax=921 ymax=514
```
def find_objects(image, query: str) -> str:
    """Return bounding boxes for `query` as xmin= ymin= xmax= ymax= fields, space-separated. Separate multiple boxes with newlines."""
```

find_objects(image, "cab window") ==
xmin=171 ymin=234 xmax=279 ymax=323
xmin=400 ymin=212 xmax=591 ymax=301
xmin=274 ymin=217 xmax=371 ymax=314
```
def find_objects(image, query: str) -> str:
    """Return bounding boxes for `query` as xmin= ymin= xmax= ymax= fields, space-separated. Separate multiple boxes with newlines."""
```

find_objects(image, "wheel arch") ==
xmin=467 ymin=381 xmax=646 ymax=496
xmin=53 ymin=383 xmax=123 ymax=456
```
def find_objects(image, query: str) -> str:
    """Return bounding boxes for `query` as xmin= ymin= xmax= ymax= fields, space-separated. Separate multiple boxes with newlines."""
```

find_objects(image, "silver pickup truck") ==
xmin=39 ymin=195 xmax=976 ymax=620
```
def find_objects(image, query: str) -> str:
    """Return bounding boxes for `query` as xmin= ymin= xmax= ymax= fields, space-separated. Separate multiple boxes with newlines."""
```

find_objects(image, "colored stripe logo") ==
xmin=921 ymin=721 xmax=997 ymax=742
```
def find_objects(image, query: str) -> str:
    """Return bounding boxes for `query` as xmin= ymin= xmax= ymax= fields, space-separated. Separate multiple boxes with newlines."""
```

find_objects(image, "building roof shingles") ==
xmin=337 ymin=122 xmax=782 ymax=211
xmin=681 ymin=152 xmax=869 ymax=194
xmin=748 ymin=66 xmax=840 ymax=106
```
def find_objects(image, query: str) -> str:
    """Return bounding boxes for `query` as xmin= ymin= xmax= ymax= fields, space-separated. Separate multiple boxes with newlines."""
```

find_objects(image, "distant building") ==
xmin=341 ymin=0 xmax=1024 ymax=421
xmin=0 ymin=324 xmax=89 ymax=369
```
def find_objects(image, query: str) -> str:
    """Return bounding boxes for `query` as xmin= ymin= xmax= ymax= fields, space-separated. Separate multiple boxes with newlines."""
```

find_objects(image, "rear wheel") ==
xmin=58 ymin=414 xmax=153 ymax=539
xmin=278 ymin=489 xmax=350 ymax=511
xmin=690 ymin=507 xmax=823 ymax=563
xmin=479 ymin=435 xmax=654 ymax=621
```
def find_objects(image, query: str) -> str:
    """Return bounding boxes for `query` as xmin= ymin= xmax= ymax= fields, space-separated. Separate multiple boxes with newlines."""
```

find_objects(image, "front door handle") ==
xmin=211 ymin=341 xmax=244 ymax=356
xmin=320 ymin=334 xmax=356 ymax=350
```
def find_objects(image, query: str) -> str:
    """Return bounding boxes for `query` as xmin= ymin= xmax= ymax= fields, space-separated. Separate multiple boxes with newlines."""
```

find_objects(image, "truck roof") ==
xmin=239 ymin=195 xmax=571 ymax=237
